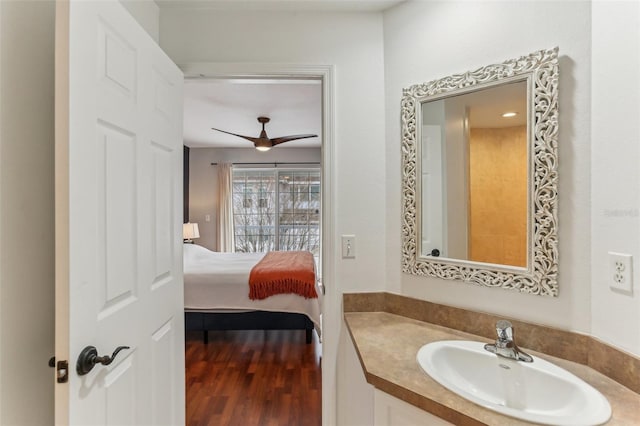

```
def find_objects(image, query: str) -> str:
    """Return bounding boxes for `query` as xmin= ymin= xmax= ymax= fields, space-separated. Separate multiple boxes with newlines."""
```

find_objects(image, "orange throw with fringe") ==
xmin=249 ymin=251 xmax=317 ymax=300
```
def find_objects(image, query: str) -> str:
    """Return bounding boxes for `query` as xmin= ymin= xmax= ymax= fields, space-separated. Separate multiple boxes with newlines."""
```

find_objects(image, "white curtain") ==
xmin=216 ymin=163 xmax=235 ymax=252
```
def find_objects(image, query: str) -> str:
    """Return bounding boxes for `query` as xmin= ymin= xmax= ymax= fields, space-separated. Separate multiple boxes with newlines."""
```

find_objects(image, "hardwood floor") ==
xmin=185 ymin=329 xmax=322 ymax=426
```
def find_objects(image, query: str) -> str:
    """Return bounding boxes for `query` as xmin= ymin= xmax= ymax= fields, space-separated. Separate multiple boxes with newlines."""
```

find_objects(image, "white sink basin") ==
xmin=417 ymin=340 xmax=611 ymax=426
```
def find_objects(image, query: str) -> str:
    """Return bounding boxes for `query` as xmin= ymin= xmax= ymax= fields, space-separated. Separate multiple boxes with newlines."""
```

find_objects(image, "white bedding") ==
xmin=183 ymin=244 xmax=322 ymax=331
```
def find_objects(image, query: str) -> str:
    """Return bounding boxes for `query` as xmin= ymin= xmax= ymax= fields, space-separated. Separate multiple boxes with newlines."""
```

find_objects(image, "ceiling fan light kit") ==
xmin=212 ymin=116 xmax=317 ymax=151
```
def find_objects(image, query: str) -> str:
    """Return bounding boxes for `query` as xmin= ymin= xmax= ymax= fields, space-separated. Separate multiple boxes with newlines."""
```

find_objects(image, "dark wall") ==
xmin=183 ymin=145 xmax=189 ymax=222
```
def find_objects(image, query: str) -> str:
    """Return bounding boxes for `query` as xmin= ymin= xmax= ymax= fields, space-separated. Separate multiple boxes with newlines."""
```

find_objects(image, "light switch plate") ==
xmin=342 ymin=235 xmax=356 ymax=259
xmin=608 ymin=252 xmax=633 ymax=294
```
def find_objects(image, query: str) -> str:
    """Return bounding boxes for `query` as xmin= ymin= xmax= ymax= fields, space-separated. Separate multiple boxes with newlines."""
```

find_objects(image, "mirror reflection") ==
xmin=420 ymin=80 xmax=528 ymax=268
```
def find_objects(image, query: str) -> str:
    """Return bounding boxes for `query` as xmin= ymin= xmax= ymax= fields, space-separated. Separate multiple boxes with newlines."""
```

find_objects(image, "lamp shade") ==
xmin=182 ymin=222 xmax=200 ymax=240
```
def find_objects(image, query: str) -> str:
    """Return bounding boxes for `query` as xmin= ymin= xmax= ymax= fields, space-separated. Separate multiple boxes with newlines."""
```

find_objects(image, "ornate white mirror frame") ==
xmin=401 ymin=47 xmax=559 ymax=296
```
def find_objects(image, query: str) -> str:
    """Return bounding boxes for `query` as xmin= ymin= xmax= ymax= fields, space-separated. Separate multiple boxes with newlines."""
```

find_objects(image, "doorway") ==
xmin=181 ymin=68 xmax=334 ymax=425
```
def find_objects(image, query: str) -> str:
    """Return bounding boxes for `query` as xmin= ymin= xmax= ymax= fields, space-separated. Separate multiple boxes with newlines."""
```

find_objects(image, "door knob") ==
xmin=76 ymin=345 xmax=130 ymax=376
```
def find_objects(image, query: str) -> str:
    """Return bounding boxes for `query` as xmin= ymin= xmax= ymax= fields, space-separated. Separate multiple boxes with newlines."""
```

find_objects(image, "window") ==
xmin=232 ymin=169 xmax=321 ymax=256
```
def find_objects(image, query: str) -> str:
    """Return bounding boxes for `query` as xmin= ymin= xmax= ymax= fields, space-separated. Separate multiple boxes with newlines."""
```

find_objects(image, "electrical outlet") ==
xmin=608 ymin=252 xmax=633 ymax=293
xmin=341 ymin=235 xmax=356 ymax=259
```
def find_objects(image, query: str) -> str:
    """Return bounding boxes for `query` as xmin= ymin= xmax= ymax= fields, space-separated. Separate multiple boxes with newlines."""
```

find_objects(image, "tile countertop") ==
xmin=344 ymin=311 xmax=640 ymax=426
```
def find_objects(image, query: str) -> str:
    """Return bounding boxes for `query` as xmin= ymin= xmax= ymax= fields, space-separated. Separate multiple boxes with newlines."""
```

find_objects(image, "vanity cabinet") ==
xmin=373 ymin=390 xmax=453 ymax=426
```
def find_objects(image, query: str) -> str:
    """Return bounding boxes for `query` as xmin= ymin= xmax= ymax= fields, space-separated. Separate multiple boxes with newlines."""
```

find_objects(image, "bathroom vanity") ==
xmin=344 ymin=292 xmax=640 ymax=425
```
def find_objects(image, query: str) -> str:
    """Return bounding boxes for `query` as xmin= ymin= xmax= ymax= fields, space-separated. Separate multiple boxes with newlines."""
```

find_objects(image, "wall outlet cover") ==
xmin=608 ymin=252 xmax=633 ymax=294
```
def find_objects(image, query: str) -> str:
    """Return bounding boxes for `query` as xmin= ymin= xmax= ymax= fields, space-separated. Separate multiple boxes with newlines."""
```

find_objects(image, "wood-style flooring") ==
xmin=185 ymin=329 xmax=322 ymax=426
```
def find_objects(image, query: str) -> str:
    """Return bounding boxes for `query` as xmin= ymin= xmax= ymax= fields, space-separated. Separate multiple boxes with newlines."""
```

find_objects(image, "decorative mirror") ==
xmin=401 ymin=48 xmax=559 ymax=296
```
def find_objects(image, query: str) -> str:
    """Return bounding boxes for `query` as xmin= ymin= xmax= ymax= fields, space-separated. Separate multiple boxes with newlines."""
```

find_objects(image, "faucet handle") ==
xmin=496 ymin=319 xmax=513 ymax=340
xmin=487 ymin=319 xmax=534 ymax=363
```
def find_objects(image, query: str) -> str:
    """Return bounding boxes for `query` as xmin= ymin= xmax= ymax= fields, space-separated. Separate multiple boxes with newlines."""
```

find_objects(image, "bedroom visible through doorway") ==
xmin=182 ymin=76 xmax=323 ymax=426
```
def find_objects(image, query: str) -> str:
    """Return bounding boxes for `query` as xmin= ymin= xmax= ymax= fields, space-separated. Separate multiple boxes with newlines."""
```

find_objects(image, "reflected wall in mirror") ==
xmin=420 ymin=81 xmax=528 ymax=267
xmin=402 ymin=48 xmax=559 ymax=296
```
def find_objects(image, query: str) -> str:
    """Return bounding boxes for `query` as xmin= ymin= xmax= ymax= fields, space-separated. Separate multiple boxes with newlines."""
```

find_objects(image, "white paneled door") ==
xmin=55 ymin=1 xmax=184 ymax=424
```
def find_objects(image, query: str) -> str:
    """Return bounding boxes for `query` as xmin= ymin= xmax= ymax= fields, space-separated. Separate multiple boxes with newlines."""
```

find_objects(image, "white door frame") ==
xmin=180 ymin=62 xmax=337 ymax=426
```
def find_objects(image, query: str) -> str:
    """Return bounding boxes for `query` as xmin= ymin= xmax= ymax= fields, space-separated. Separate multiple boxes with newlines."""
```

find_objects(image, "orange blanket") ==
xmin=249 ymin=251 xmax=317 ymax=300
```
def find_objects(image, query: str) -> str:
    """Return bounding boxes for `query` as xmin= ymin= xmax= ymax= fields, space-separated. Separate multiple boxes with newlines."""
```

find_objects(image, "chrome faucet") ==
xmin=484 ymin=320 xmax=533 ymax=363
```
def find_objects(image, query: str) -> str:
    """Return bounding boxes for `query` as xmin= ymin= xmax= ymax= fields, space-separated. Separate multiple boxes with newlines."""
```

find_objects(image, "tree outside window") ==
xmin=232 ymin=169 xmax=320 ymax=256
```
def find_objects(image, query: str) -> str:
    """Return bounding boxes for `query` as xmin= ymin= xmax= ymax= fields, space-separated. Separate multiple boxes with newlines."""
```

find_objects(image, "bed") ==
xmin=183 ymin=243 xmax=321 ymax=344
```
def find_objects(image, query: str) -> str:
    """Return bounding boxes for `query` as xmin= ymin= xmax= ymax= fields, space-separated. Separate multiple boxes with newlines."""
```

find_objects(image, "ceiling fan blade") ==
xmin=211 ymin=127 xmax=261 ymax=144
xmin=271 ymin=134 xmax=318 ymax=146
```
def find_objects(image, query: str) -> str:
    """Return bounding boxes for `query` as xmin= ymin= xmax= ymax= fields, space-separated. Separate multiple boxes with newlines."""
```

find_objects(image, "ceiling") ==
xmin=157 ymin=0 xmax=405 ymax=12
xmin=427 ymin=80 xmax=527 ymax=129
xmin=183 ymin=78 xmax=322 ymax=148
xmin=466 ymin=81 xmax=527 ymax=128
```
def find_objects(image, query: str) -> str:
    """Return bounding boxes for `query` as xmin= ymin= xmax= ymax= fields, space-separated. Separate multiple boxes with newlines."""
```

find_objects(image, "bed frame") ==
xmin=185 ymin=311 xmax=315 ymax=344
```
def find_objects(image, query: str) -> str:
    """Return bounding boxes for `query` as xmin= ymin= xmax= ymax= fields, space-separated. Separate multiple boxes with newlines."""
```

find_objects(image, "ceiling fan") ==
xmin=211 ymin=116 xmax=317 ymax=151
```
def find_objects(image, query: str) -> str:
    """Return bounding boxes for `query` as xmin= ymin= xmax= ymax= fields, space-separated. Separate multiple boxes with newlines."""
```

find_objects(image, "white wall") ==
xmin=0 ymin=1 xmax=55 ymax=424
xmin=1 ymin=5 xmax=3 ymax=419
xmin=591 ymin=1 xmax=640 ymax=355
xmin=120 ymin=0 xmax=159 ymax=42
xmin=384 ymin=0 xmax=594 ymax=334
xmin=160 ymin=9 xmax=387 ymax=425
xmin=188 ymin=147 xmax=321 ymax=250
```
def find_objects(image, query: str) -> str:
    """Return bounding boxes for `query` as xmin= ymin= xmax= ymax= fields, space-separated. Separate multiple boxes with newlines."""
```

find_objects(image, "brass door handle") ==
xmin=76 ymin=345 xmax=130 ymax=376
